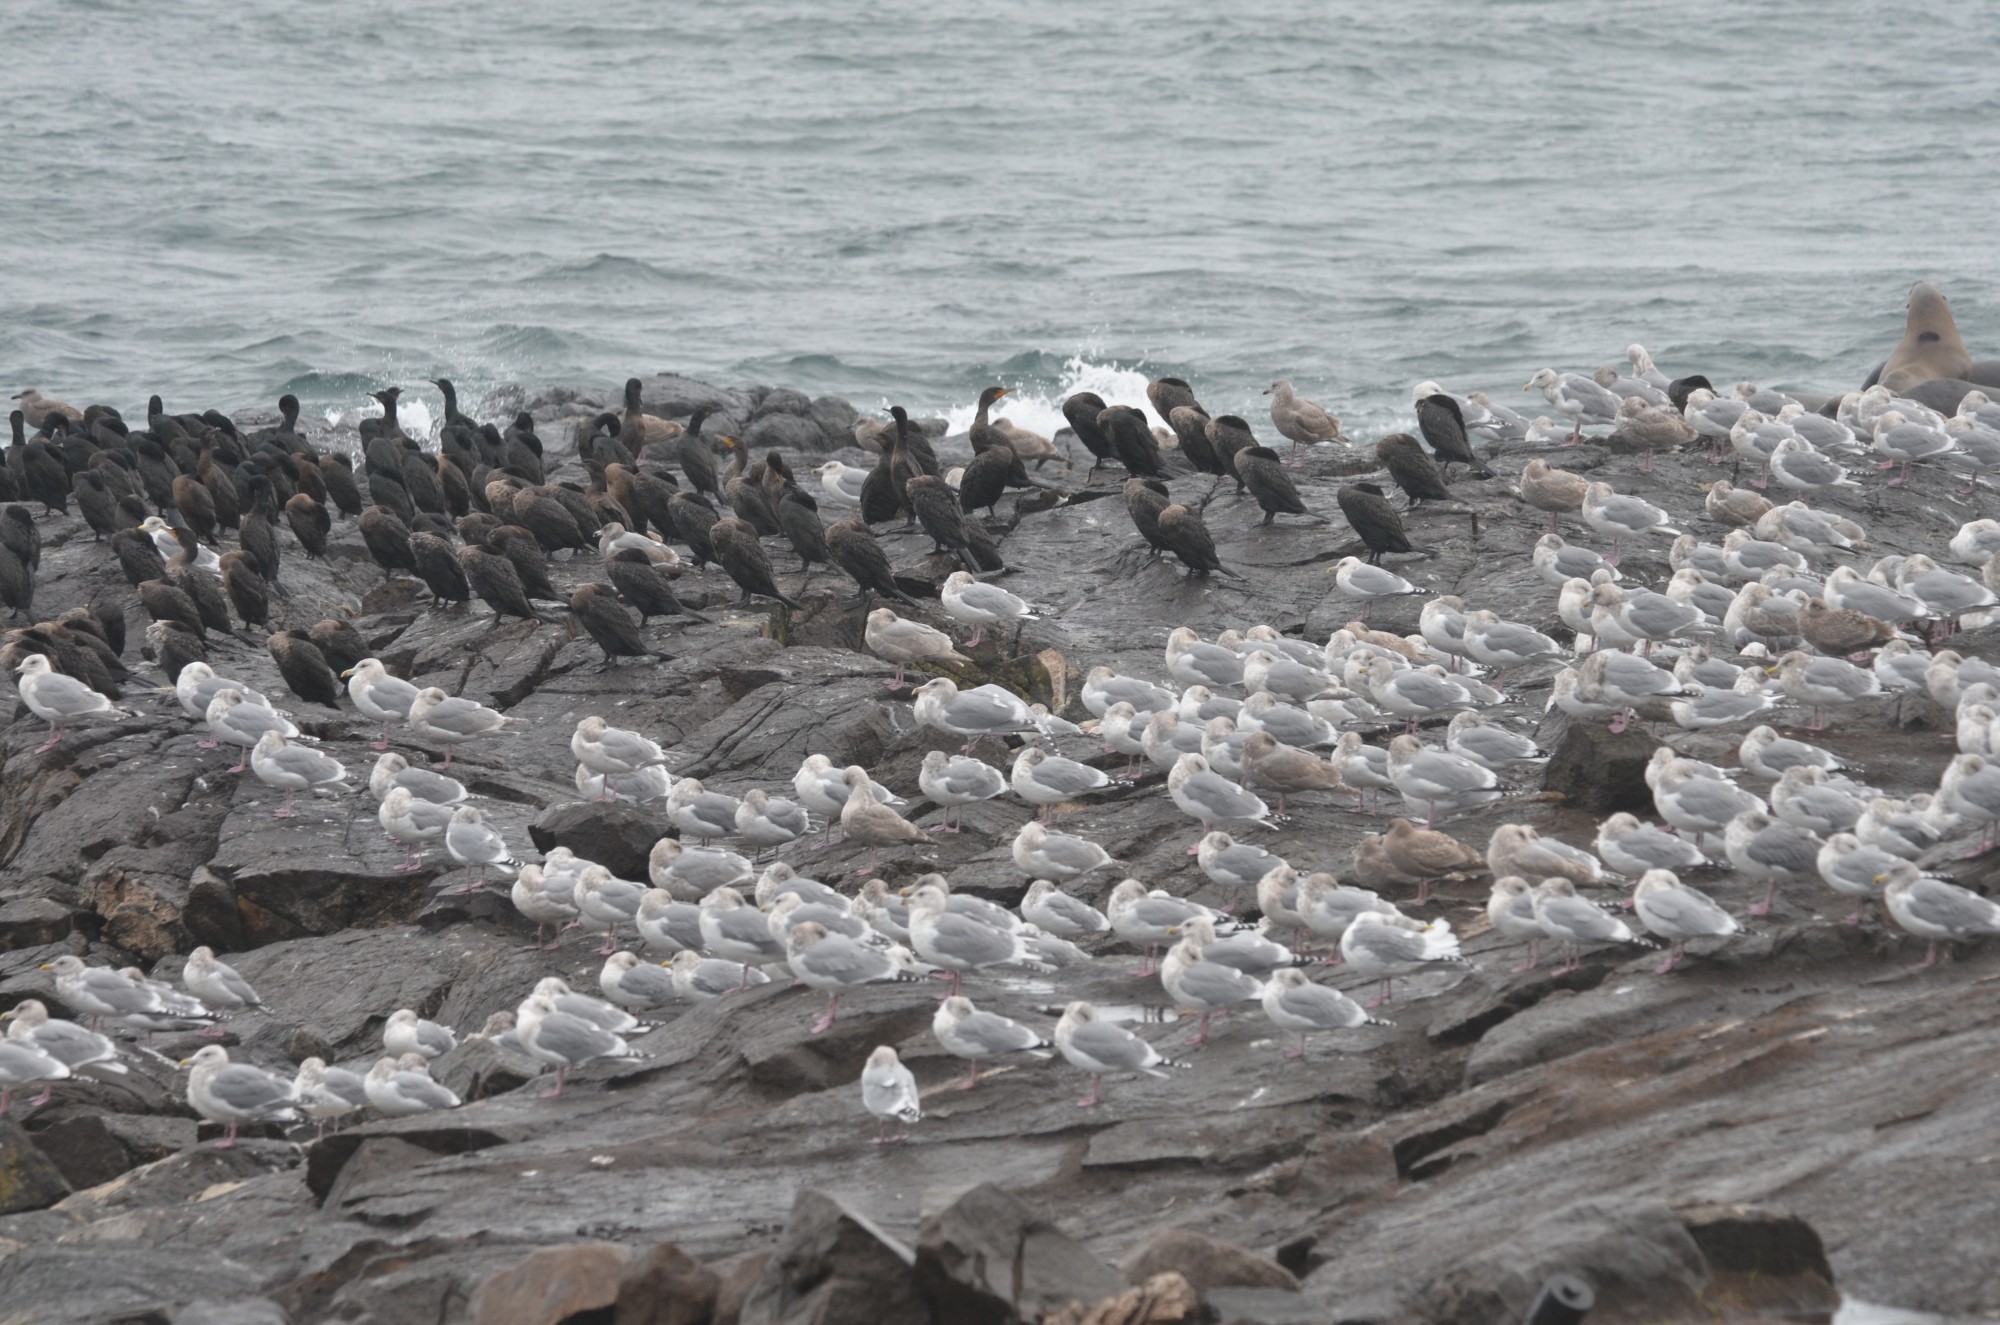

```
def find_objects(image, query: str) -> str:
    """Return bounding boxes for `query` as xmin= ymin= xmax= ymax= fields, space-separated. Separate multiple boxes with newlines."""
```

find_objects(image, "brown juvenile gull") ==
xmin=841 ymin=765 xmax=933 ymax=873
xmin=1265 ymin=378 xmax=1347 ymax=461
xmin=1520 ymin=459 xmax=1589 ymax=534
xmin=1240 ymin=730 xmax=1347 ymax=818
xmin=1382 ymin=816 xmax=1483 ymax=904
xmin=865 ymin=607 xmax=969 ymax=689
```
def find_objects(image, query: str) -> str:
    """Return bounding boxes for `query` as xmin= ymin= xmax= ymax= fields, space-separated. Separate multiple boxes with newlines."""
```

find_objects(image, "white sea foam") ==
xmin=324 ymin=397 xmax=439 ymax=446
xmin=938 ymin=356 xmax=1168 ymax=441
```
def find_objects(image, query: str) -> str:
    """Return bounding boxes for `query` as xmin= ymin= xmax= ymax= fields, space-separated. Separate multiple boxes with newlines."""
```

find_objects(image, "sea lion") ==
xmin=1853 ymin=280 xmax=2000 ymax=415
xmin=1881 ymin=282 xmax=1973 ymax=391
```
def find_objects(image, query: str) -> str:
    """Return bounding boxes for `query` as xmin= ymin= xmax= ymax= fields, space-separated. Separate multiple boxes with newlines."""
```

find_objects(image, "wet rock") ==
xmin=711 ymin=1253 xmax=768 ymax=1325
xmin=751 ymin=388 xmax=813 ymax=421
xmin=0 ymin=1243 xmax=264 ymax=1323
xmin=912 ymin=1182 xmax=1124 ymax=1324
xmin=468 ymin=1241 xmax=633 ymax=1325
xmin=170 ymin=1299 xmax=292 ymax=1325
xmin=737 ymin=1189 xmax=927 ymax=1325
xmin=635 ymin=374 xmax=753 ymax=423
xmin=0 ymin=896 xmax=79 ymax=951
xmin=25 ymin=1110 xmax=196 ymax=1189
xmin=0 ymin=1119 xmax=70 ymax=1213
xmin=208 ymin=813 xmax=437 ymax=945
xmin=529 ymin=799 xmax=673 ymax=880
xmin=1118 ymin=1228 xmax=1299 ymax=1298
xmin=432 ymin=1033 xmax=541 ymax=1102
xmin=1677 ymin=1202 xmax=1838 ymax=1323
xmin=82 ymin=843 xmax=243 ymax=959
xmin=1540 ymin=720 xmax=1655 ymax=814
xmin=1411 ymin=1199 xmax=1707 ymax=1324
xmin=613 ymin=1239 xmax=721 ymax=1325
xmin=808 ymin=396 xmax=860 ymax=445
xmin=1043 ymin=1272 xmax=1199 ymax=1325
xmin=746 ymin=413 xmax=831 ymax=454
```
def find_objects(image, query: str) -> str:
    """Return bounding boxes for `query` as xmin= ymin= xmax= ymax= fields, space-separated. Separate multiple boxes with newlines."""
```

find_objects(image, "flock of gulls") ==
xmin=7 ymin=332 xmax=2000 ymax=1147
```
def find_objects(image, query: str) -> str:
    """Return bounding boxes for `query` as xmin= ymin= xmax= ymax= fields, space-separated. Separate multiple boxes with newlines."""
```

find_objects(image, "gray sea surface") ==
xmin=4 ymin=0 xmax=1998 ymax=438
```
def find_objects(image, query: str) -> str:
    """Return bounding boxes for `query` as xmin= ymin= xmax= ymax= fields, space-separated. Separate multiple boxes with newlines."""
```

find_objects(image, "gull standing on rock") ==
xmin=372 ymin=751 xmax=468 ymax=805
xmin=1168 ymin=753 xmax=1276 ymax=849
xmin=1021 ymin=878 xmax=1113 ymax=937
xmin=1262 ymin=967 xmax=1390 ymax=1060
xmin=1160 ymin=932 xmax=1265 ymax=1047
xmin=598 ymin=951 xmax=680 ymax=1014
xmin=365 ymin=1054 xmax=463 ymax=1116
xmin=1054 ymin=1000 xmax=1188 ymax=1108
xmin=1883 ymin=869 xmax=2000 ymax=968
xmin=1386 ymin=735 xmax=1500 ymax=826
xmin=1011 ymin=746 xmax=1111 ymax=822
xmin=380 ymin=787 xmax=455 ymax=871
xmin=1631 ymin=869 xmax=1743 ymax=973
xmin=933 ymin=994 xmax=1051 ymax=1089
xmin=1329 ymin=558 xmax=1417 ymax=625
xmin=343 ymin=659 xmax=421 ymax=750
xmin=788 ymin=921 xmax=921 ymax=1034
xmin=1525 ymin=368 xmax=1621 ymax=443
xmin=2 ymin=1001 xmax=122 ymax=1107
xmin=292 ymin=1058 xmax=368 ymax=1137
xmin=0 ymin=1040 xmax=69 ymax=1113
xmin=666 ymin=777 xmax=741 ymax=844
xmin=514 ymin=993 xmax=641 ymax=1098
xmin=1520 ymin=459 xmax=1589 ymax=534
xmin=12 ymin=654 xmax=123 ymax=755
xmin=1011 ymin=821 xmax=1113 ymax=881
xmin=911 ymin=677 xmax=1039 ymax=750
xmin=206 ymin=690 xmax=297 ymax=774
xmin=1531 ymin=878 xmax=1647 ymax=972
xmin=918 ymin=750 xmax=1007 ymax=833
xmin=1166 ymin=627 xmax=1247 ymax=689
xmin=734 ymin=788 xmax=810 ymax=850
xmin=1776 ymin=651 xmax=1883 ymax=731
xmin=181 ymin=1045 xmax=296 ymax=1148
xmin=1339 ymin=911 xmax=1466 ymax=1008
xmin=861 ymin=1045 xmax=921 ymax=1142
xmin=1488 ymin=876 xmax=1548 ymax=971
xmin=574 ymin=866 xmax=647 ymax=955
xmin=571 ymin=717 xmax=667 ymax=798
xmin=249 ymin=730 xmax=346 ymax=819
xmin=444 ymin=806 xmax=521 ymax=893
xmin=384 ymin=1008 xmax=457 ymax=1060
xmin=907 ymin=884 xmax=1044 ymax=999
xmin=1106 ymin=878 xmax=1228 ymax=976
xmin=939 ymin=572 xmax=1031 ymax=649
xmin=182 ymin=947 xmax=262 ymax=1031
xmin=1595 ymin=812 xmax=1709 ymax=876
xmin=1382 ymin=816 xmax=1485 ymax=904
xmin=1581 ymin=482 xmax=1680 ymax=563
xmin=407 ymin=688 xmax=516 ymax=768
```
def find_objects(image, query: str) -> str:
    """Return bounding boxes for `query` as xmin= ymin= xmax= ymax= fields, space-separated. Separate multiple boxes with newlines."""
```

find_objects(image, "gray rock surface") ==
xmin=0 ymin=368 xmax=1995 ymax=1322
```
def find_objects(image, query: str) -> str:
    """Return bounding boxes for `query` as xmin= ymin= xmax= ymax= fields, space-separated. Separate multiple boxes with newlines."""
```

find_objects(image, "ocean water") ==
xmin=4 ymin=0 xmax=1998 ymax=443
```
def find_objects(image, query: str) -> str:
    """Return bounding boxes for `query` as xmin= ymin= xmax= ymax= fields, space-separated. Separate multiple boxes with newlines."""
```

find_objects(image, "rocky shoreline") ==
xmin=2 ymin=366 xmax=1998 ymax=1325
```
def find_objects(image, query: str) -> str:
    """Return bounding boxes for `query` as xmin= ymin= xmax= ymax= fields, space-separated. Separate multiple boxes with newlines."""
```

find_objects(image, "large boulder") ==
xmin=469 ymin=1242 xmax=633 ymax=1325
xmin=913 ymin=1183 xmax=1124 ymax=1323
xmin=0 ymin=1119 xmax=70 ymax=1213
xmin=529 ymin=799 xmax=673 ymax=880
xmin=745 ymin=413 xmax=833 ymax=454
xmin=24 ymin=1110 xmax=195 ymax=1189
xmin=1541 ymin=720 xmax=1654 ymax=814
xmin=1117 ymin=1228 xmax=1299 ymax=1298
xmin=614 ymin=1240 xmax=722 ymax=1325
xmin=737 ymin=1190 xmax=927 ymax=1325
xmin=1410 ymin=1199 xmax=1709 ymax=1324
